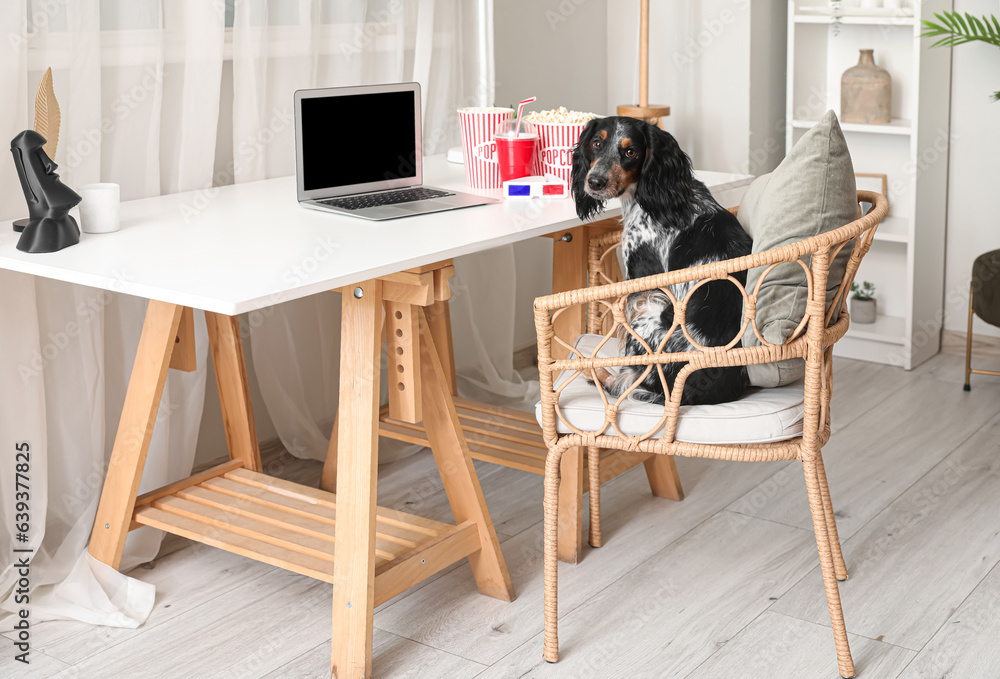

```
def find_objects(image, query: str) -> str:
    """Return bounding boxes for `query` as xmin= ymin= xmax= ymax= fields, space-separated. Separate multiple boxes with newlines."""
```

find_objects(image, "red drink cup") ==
xmin=496 ymin=136 xmax=540 ymax=182
xmin=494 ymin=120 xmax=540 ymax=184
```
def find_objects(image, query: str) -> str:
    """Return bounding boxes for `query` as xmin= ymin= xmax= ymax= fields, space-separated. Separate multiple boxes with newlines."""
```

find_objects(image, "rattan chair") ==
xmin=533 ymin=191 xmax=889 ymax=678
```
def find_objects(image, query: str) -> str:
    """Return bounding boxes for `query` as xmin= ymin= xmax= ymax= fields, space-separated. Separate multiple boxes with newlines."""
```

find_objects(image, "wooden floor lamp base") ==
xmin=617 ymin=104 xmax=671 ymax=128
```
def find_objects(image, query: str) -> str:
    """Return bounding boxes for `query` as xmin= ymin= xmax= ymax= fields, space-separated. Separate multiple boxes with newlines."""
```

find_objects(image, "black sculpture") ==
xmin=11 ymin=130 xmax=81 ymax=253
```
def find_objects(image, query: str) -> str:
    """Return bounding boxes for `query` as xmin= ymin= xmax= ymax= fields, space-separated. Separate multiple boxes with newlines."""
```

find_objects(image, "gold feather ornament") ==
xmin=33 ymin=67 xmax=61 ymax=159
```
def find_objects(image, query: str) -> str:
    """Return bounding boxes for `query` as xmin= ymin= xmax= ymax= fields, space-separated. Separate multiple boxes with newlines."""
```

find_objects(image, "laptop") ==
xmin=294 ymin=83 xmax=498 ymax=220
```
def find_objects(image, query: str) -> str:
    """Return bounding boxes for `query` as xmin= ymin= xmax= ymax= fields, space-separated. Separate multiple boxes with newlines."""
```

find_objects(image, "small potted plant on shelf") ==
xmin=850 ymin=281 xmax=877 ymax=323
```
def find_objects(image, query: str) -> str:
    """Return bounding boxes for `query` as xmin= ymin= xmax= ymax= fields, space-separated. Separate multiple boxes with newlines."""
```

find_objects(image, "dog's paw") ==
xmin=630 ymin=388 xmax=666 ymax=405
xmin=584 ymin=367 xmax=613 ymax=388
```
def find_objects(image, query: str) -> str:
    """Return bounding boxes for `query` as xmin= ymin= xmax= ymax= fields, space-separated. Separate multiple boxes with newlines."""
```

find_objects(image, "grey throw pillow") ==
xmin=741 ymin=110 xmax=858 ymax=387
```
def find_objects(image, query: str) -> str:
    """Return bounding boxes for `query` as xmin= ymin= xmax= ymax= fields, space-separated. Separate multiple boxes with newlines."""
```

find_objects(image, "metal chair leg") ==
xmin=965 ymin=283 xmax=974 ymax=392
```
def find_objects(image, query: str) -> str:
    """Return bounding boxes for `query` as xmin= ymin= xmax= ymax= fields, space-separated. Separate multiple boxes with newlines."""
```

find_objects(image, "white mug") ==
xmin=78 ymin=183 xmax=120 ymax=234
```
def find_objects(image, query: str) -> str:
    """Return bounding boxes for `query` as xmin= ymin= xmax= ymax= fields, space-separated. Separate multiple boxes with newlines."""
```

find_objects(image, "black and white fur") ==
xmin=571 ymin=116 xmax=751 ymax=406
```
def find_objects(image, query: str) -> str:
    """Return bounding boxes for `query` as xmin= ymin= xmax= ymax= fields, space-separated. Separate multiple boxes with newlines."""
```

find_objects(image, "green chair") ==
xmin=964 ymin=249 xmax=1000 ymax=390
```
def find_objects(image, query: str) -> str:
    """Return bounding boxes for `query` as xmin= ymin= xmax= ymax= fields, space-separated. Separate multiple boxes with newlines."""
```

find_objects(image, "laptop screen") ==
xmin=300 ymin=90 xmax=418 ymax=192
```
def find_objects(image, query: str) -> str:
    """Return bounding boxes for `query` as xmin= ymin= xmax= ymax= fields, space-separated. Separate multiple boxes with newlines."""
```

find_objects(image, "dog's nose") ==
xmin=587 ymin=175 xmax=607 ymax=191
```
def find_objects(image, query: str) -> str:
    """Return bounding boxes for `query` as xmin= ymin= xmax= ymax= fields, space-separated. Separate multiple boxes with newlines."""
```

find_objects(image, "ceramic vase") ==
xmin=841 ymin=49 xmax=892 ymax=124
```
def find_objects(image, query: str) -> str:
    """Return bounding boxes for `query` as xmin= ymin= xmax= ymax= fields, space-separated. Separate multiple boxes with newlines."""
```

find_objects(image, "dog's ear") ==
xmin=571 ymin=119 xmax=604 ymax=221
xmin=636 ymin=122 xmax=694 ymax=223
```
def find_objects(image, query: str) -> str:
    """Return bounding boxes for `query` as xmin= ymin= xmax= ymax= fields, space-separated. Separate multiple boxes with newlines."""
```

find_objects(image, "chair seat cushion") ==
xmin=534 ymin=335 xmax=805 ymax=445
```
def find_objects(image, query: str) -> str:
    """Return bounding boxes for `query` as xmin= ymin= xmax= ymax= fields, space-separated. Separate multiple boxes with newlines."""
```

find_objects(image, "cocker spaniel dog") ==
xmin=571 ymin=116 xmax=751 ymax=406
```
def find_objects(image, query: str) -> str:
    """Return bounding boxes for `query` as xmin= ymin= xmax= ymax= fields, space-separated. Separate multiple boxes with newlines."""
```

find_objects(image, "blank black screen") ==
xmin=301 ymin=91 xmax=417 ymax=191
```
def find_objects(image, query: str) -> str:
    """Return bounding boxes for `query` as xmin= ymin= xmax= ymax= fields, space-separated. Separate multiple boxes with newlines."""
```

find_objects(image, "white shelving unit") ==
xmin=786 ymin=0 xmax=953 ymax=369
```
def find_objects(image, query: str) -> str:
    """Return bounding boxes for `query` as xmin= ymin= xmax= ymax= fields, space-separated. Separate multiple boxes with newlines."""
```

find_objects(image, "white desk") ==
xmin=1 ymin=156 xmax=752 ymax=679
xmin=0 ymin=156 xmax=752 ymax=315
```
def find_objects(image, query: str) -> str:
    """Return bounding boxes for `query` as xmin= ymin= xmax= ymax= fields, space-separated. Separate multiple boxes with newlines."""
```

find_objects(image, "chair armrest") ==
xmin=534 ymin=192 xmax=887 ymax=398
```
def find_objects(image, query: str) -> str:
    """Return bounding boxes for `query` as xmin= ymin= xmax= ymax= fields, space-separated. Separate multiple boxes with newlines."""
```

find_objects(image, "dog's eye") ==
xmin=625 ymin=148 xmax=636 ymax=158
xmin=593 ymin=140 xmax=602 ymax=150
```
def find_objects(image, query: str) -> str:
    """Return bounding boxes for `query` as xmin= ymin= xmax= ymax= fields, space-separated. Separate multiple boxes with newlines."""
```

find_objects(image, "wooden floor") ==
xmin=8 ymin=351 xmax=1000 ymax=679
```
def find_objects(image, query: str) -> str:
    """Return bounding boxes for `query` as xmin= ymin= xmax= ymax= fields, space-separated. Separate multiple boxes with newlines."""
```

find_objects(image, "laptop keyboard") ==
xmin=317 ymin=187 xmax=455 ymax=211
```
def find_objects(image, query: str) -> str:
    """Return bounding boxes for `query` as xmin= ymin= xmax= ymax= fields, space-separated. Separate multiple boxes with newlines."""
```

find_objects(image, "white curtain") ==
xmin=229 ymin=0 xmax=537 ymax=463
xmin=0 ymin=0 xmax=529 ymax=632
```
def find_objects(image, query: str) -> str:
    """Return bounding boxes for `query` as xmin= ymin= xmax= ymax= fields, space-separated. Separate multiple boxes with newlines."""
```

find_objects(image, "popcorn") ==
xmin=524 ymin=106 xmax=600 ymax=124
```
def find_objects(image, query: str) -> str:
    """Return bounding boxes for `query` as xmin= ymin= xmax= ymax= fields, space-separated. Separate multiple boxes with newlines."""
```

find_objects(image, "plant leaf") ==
xmin=970 ymin=14 xmax=987 ymax=38
xmin=967 ymin=14 xmax=979 ymax=36
xmin=33 ymin=67 xmax=60 ymax=160
xmin=921 ymin=11 xmax=1000 ymax=48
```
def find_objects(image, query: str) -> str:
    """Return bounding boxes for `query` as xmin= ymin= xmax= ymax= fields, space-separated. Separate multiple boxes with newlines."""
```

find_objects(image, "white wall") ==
xmin=605 ymin=0 xmax=785 ymax=175
xmin=942 ymin=0 xmax=1000 ymax=338
xmin=749 ymin=0 xmax=789 ymax=174
xmin=494 ymin=0 xmax=608 ymax=350
xmin=494 ymin=0 xmax=609 ymax=114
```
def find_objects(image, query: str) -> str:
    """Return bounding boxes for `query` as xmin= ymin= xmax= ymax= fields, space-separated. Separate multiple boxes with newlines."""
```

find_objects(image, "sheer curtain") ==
xmin=0 ymin=0 xmax=528 ymax=631
xmin=0 ymin=0 xmax=221 ymax=630
xmin=230 ymin=0 xmax=537 ymax=465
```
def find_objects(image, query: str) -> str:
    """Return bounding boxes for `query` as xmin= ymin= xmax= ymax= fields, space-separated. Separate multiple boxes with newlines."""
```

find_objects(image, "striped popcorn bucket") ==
xmin=458 ymin=107 xmax=513 ymax=189
xmin=533 ymin=121 xmax=589 ymax=186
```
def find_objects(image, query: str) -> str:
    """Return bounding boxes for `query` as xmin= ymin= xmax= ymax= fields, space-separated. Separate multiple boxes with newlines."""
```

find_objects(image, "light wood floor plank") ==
xmin=373 ymin=457 xmax=787 ymax=665
xmin=375 ymin=449 xmax=546 ymax=541
xmin=913 ymin=350 xmax=1000 ymax=387
xmin=472 ymin=512 xmax=816 ymax=678
xmin=261 ymin=630 xmax=486 ymax=679
xmin=686 ymin=611 xmax=915 ymax=679
xmin=49 ymin=569 xmax=331 ymax=679
xmin=772 ymin=411 xmax=1000 ymax=650
xmin=22 ymin=540 xmax=273 ymax=666
xmin=0 ymin=647 xmax=69 ymax=678
xmin=726 ymin=370 xmax=1000 ymax=538
xmin=829 ymin=356 xmax=914 ymax=433
xmin=897 ymin=562 xmax=1000 ymax=678
xmin=44 ymin=356 xmax=1000 ymax=678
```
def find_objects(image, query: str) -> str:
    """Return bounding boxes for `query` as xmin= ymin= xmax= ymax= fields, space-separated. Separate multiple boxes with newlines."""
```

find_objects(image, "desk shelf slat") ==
xmin=378 ymin=403 xmax=652 ymax=487
xmin=132 ymin=468 xmax=479 ymax=598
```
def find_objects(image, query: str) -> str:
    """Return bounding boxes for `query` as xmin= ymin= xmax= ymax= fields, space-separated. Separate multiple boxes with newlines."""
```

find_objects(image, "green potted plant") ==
xmin=850 ymin=281 xmax=877 ymax=324
xmin=921 ymin=11 xmax=1000 ymax=101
